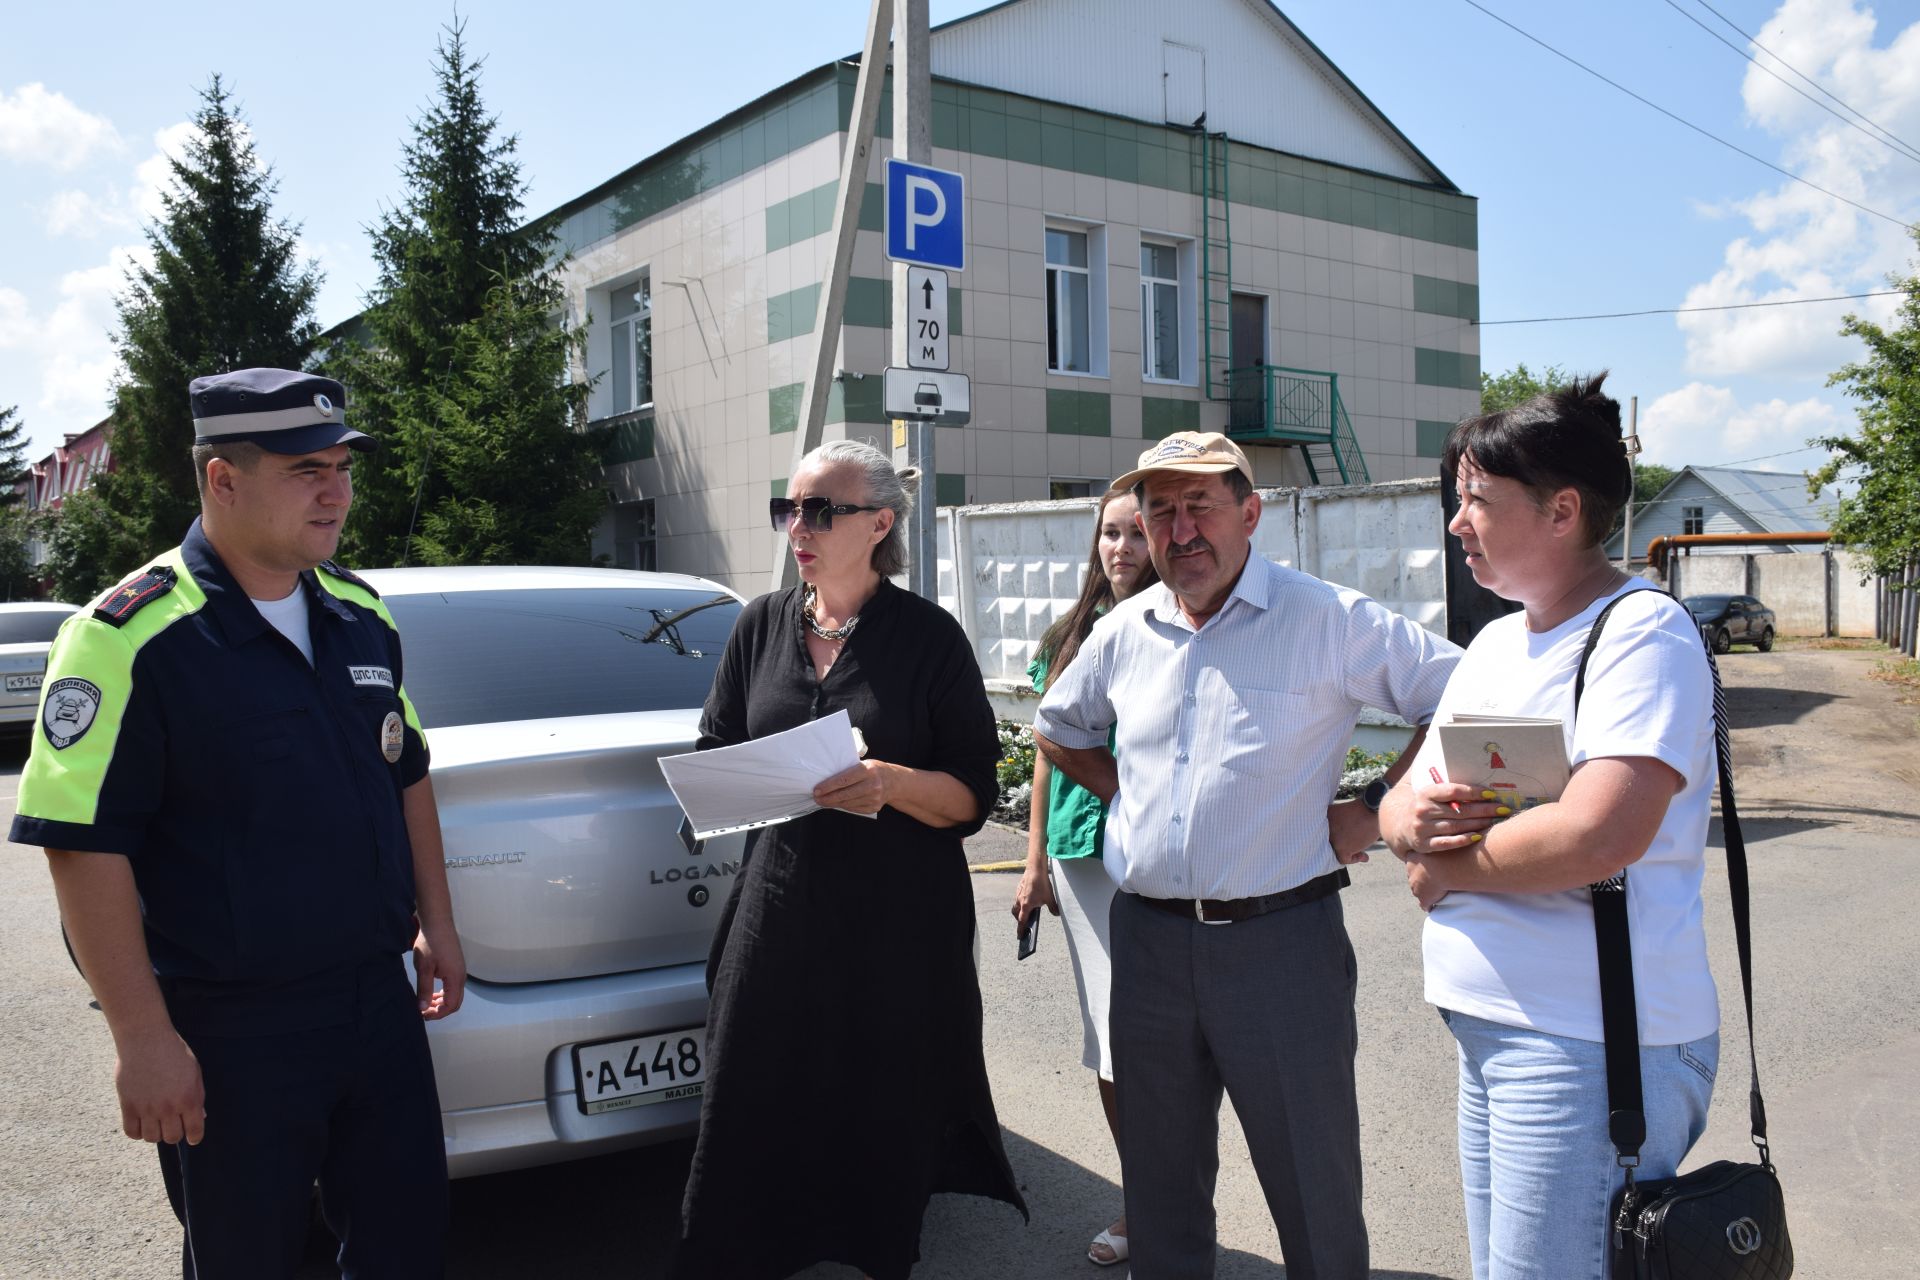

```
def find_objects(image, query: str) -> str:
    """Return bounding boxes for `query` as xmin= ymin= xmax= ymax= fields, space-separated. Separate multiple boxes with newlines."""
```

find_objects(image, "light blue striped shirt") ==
xmin=1034 ymin=553 xmax=1462 ymax=901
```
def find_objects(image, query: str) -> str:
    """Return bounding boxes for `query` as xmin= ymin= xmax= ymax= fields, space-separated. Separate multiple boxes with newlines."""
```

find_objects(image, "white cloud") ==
xmin=0 ymin=244 xmax=149 ymax=429
xmin=33 ymin=120 xmax=201 ymax=242
xmin=0 ymin=83 xmax=121 ymax=171
xmin=1678 ymin=0 xmax=1920 ymax=379
xmin=42 ymin=188 xmax=135 ymax=237
xmin=1639 ymin=381 xmax=1846 ymax=467
xmin=0 ymin=287 xmax=31 ymax=348
xmin=131 ymin=121 xmax=201 ymax=223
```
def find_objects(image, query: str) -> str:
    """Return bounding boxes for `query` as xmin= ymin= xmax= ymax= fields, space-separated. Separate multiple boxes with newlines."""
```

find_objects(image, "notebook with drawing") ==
xmin=1434 ymin=714 xmax=1571 ymax=812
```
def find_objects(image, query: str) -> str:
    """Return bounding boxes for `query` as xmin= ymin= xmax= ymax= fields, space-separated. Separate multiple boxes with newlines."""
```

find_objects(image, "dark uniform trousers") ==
xmin=157 ymin=957 xmax=447 ymax=1279
xmin=1109 ymin=889 xmax=1367 ymax=1280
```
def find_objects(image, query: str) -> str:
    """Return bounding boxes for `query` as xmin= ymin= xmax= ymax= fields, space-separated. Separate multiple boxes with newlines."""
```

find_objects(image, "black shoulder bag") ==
xmin=1574 ymin=590 xmax=1793 ymax=1280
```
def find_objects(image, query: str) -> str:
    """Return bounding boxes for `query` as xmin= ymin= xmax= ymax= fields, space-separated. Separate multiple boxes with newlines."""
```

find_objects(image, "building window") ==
xmin=1046 ymin=228 xmax=1092 ymax=374
xmin=1141 ymin=242 xmax=1182 ymax=382
xmin=1682 ymin=505 xmax=1704 ymax=536
xmin=1049 ymin=478 xmax=1103 ymax=500
xmin=614 ymin=498 xmax=657 ymax=571
xmin=610 ymin=275 xmax=652 ymax=414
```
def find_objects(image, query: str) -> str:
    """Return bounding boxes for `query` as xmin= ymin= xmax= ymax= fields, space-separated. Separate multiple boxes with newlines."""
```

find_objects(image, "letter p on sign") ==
xmin=885 ymin=158 xmax=965 ymax=271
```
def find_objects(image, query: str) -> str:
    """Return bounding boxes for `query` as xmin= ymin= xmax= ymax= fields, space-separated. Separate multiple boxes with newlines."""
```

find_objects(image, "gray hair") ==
xmin=804 ymin=438 xmax=918 ymax=578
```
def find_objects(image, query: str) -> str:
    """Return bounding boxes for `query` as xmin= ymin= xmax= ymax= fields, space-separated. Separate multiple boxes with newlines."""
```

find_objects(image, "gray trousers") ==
xmin=1110 ymin=888 xmax=1367 ymax=1280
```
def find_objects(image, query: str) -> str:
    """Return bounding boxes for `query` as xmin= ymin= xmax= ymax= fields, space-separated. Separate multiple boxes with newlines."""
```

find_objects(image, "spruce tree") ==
xmin=329 ymin=18 xmax=598 ymax=568
xmin=0 ymin=405 xmax=30 ymax=504
xmin=93 ymin=77 xmax=320 ymax=563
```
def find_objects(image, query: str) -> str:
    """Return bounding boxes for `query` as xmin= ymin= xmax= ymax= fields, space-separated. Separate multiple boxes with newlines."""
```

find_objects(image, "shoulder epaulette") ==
xmin=318 ymin=559 xmax=380 ymax=598
xmin=92 ymin=565 xmax=178 ymax=627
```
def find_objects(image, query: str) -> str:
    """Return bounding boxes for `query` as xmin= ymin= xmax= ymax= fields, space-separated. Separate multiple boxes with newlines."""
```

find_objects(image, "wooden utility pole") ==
xmin=772 ymin=0 xmax=893 ymax=593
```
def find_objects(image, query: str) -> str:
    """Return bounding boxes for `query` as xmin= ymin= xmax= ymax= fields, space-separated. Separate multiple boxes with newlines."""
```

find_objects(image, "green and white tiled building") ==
xmin=567 ymin=0 xmax=1480 ymax=592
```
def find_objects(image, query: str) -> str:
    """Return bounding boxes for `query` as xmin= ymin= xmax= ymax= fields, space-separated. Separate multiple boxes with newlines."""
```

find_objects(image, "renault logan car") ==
xmin=366 ymin=566 xmax=746 ymax=1178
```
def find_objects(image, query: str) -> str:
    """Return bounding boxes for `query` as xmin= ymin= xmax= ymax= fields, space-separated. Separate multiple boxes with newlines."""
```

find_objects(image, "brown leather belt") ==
xmin=1134 ymin=868 xmax=1349 ymax=925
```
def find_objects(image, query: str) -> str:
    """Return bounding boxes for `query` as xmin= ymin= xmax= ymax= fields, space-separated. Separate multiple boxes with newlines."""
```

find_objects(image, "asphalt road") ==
xmin=2 ymin=647 xmax=1915 ymax=1278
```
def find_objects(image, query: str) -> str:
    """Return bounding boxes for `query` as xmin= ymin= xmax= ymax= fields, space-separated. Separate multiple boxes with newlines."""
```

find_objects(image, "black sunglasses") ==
xmin=768 ymin=496 xmax=884 ymax=532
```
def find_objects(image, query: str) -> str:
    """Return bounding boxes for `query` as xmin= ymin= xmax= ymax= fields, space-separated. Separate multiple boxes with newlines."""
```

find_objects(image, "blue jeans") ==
xmin=1440 ymin=1008 xmax=1717 ymax=1280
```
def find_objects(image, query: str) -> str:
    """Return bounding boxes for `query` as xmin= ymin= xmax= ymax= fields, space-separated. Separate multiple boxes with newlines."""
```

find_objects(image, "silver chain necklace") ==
xmin=802 ymin=584 xmax=860 ymax=642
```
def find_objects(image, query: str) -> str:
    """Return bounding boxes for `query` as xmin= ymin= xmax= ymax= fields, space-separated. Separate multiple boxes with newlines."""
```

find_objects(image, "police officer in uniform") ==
xmin=11 ymin=368 xmax=464 ymax=1278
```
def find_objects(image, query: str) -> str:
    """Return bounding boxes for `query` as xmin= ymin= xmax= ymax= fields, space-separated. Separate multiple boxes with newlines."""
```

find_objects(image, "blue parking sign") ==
xmin=885 ymin=158 xmax=965 ymax=271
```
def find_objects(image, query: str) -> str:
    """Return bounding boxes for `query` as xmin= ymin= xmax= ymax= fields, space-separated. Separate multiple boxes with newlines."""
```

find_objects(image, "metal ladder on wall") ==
xmin=1197 ymin=131 xmax=1232 ymax=401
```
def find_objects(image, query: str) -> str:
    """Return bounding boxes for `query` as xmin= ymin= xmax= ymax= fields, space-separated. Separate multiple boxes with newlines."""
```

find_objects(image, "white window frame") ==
xmin=1139 ymin=236 xmax=1193 ymax=385
xmin=1045 ymin=220 xmax=1108 ymax=378
xmin=1048 ymin=477 xmax=1105 ymax=500
xmin=1682 ymin=505 xmax=1705 ymax=537
xmin=601 ymin=271 xmax=653 ymax=418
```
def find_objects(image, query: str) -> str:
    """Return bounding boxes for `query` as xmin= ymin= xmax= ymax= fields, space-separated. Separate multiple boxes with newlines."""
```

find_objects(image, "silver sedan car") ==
xmin=0 ymin=603 xmax=82 ymax=732
xmin=365 ymin=566 xmax=747 ymax=1178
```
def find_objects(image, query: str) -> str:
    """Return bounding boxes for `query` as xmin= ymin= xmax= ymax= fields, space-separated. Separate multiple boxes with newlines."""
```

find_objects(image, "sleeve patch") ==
xmin=93 ymin=566 xmax=177 ymax=626
xmin=42 ymin=677 xmax=104 ymax=749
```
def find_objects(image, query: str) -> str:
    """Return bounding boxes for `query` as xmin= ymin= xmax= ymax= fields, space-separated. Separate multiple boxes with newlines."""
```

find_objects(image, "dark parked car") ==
xmin=1683 ymin=593 xmax=1775 ymax=654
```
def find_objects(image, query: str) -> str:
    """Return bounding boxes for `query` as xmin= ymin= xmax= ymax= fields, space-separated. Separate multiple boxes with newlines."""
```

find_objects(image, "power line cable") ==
xmin=1690 ymin=0 xmax=1920 ymax=160
xmin=1474 ymin=288 xmax=1906 ymax=326
xmin=1457 ymin=0 xmax=1914 ymax=229
xmin=1661 ymin=0 xmax=1920 ymax=166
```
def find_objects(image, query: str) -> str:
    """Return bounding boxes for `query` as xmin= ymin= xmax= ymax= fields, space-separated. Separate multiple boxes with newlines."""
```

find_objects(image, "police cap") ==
xmin=189 ymin=368 xmax=376 ymax=454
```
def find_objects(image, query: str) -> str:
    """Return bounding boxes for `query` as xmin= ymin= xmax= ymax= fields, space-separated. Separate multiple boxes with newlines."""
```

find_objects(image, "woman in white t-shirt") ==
xmin=1379 ymin=373 xmax=1719 ymax=1280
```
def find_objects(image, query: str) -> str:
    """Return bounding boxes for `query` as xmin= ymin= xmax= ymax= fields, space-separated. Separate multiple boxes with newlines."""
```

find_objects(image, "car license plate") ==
xmin=572 ymin=1026 xmax=707 ymax=1116
xmin=5 ymin=674 xmax=41 ymax=692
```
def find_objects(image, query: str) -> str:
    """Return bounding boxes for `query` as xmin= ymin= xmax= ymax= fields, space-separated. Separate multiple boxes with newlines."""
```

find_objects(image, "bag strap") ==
xmin=1575 ymin=588 xmax=1772 ymax=1180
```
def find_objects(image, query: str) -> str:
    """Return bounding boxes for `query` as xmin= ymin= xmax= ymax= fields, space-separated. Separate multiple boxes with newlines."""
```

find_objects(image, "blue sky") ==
xmin=4 ymin=0 xmax=1917 ymax=485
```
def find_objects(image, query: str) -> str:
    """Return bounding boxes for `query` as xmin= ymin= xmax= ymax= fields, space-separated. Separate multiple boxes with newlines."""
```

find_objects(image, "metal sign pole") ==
xmin=892 ymin=0 xmax=935 ymax=599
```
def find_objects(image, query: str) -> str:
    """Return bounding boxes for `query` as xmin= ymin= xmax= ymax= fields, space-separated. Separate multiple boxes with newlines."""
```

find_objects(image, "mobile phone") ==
xmin=1017 ymin=909 xmax=1040 ymax=961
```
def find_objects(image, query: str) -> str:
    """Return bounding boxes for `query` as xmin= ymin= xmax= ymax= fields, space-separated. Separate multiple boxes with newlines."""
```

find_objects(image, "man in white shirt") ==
xmin=1033 ymin=433 xmax=1460 ymax=1279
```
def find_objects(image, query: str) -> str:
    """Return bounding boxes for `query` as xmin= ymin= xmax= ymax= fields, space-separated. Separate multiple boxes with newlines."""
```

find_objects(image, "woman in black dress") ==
xmin=675 ymin=440 xmax=1027 ymax=1279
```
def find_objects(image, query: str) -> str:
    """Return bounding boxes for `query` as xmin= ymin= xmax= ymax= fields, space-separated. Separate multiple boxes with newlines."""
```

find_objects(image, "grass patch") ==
xmin=1871 ymin=656 xmax=1920 ymax=703
xmin=1777 ymin=636 xmax=1887 ymax=652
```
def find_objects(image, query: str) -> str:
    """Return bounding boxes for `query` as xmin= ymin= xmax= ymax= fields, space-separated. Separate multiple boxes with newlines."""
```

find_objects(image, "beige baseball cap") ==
xmin=1112 ymin=431 xmax=1253 ymax=491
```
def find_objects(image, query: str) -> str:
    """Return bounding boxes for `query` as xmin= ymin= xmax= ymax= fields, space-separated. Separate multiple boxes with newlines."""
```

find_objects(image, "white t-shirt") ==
xmin=1414 ymin=584 xmax=1720 ymax=1045
xmin=251 ymin=586 xmax=314 ymax=666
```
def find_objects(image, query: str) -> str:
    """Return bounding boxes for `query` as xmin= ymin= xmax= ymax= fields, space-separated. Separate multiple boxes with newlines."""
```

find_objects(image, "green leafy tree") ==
xmin=1478 ymin=362 xmax=1572 ymax=415
xmin=1631 ymin=462 xmax=1677 ymax=511
xmin=40 ymin=491 xmax=145 ymax=603
xmin=1815 ymin=235 xmax=1920 ymax=582
xmin=0 ymin=506 xmax=38 ymax=599
xmin=327 ymin=19 xmax=599 ymax=568
xmin=0 ymin=405 xmax=30 ymax=504
xmin=92 ymin=78 xmax=320 ymax=566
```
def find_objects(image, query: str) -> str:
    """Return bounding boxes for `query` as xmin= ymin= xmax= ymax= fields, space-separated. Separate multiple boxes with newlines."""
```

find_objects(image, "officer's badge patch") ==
xmin=349 ymin=665 xmax=395 ymax=690
xmin=42 ymin=678 xmax=102 ymax=750
xmin=380 ymin=711 xmax=405 ymax=764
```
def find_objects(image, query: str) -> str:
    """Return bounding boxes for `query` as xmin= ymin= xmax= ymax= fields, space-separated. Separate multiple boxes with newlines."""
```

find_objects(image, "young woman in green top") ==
xmin=1011 ymin=487 xmax=1158 ymax=1268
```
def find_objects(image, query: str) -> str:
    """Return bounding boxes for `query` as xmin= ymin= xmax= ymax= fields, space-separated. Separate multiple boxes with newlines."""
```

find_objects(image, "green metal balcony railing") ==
xmin=1224 ymin=364 xmax=1371 ymax=485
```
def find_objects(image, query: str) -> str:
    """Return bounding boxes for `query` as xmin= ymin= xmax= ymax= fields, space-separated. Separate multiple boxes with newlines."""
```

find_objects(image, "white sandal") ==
xmin=1088 ymin=1226 xmax=1130 ymax=1267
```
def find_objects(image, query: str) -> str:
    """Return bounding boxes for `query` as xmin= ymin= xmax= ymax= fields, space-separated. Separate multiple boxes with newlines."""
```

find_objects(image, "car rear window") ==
xmin=1684 ymin=595 xmax=1731 ymax=612
xmin=382 ymin=587 xmax=741 ymax=729
xmin=0 ymin=610 xmax=76 ymax=644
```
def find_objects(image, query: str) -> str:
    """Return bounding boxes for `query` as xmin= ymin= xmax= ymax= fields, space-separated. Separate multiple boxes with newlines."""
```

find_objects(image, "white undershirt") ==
xmin=251 ymin=586 xmax=314 ymax=665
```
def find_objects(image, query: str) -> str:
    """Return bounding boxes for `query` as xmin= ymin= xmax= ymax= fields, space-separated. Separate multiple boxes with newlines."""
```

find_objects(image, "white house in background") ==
xmin=1608 ymin=465 xmax=1839 ymax=563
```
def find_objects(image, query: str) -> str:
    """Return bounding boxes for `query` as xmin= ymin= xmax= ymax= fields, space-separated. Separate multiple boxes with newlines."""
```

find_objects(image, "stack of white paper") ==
xmin=658 ymin=709 xmax=870 ymax=839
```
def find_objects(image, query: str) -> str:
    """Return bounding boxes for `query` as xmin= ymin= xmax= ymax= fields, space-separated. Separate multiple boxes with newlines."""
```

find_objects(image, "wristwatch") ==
xmin=1361 ymin=777 xmax=1390 ymax=813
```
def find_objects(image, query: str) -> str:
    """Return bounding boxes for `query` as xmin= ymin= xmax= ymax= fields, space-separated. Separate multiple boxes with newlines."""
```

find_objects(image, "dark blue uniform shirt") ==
xmin=12 ymin=520 xmax=430 ymax=1032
